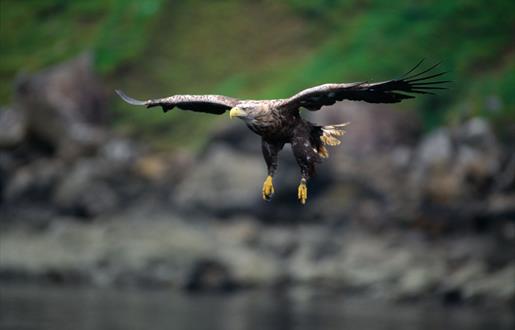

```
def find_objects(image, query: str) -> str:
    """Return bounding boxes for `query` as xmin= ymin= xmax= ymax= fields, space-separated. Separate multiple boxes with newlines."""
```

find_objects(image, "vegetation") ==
xmin=1 ymin=0 xmax=514 ymax=147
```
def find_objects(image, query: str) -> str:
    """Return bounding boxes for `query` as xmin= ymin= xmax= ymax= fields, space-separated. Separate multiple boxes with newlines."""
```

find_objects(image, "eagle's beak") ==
xmin=229 ymin=107 xmax=247 ymax=119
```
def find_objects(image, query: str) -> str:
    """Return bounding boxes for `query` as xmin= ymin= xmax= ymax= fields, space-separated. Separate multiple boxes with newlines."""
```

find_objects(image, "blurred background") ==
xmin=1 ymin=0 xmax=514 ymax=329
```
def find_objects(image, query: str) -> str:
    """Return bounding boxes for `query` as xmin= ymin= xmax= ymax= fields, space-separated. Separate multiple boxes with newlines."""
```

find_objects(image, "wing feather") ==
xmin=278 ymin=61 xmax=449 ymax=111
xmin=115 ymin=90 xmax=239 ymax=115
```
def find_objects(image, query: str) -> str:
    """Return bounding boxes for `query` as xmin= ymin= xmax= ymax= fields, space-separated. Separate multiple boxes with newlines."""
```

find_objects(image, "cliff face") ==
xmin=1 ymin=56 xmax=514 ymax=305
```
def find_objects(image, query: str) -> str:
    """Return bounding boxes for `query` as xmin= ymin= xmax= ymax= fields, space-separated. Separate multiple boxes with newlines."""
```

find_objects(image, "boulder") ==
xmin=183 ymin=259 xmax=237 ymax=292
xmin=14 ymin=54 xmax=108 ymax=158
xmin=3 ymin=158 xmax=65 ymax=202
xmin=173 ymin=144 xmax=265 ymax=215
xmin=412 ymin=118 xmax=502 ymax=206
xmin=0 ymin=106 xmax=27 ymax=148
xmin=53 ymin=158 xmax=123 ymax=217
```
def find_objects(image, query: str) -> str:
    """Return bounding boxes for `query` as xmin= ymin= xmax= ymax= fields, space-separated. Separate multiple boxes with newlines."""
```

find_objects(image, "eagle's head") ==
xmin=229 ymin=103 xmax=268 ymax=122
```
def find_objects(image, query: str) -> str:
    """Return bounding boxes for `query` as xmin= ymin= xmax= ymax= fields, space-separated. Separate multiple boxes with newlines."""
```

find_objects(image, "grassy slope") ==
xmin=1 ymin=0 xmax=514 ymax=148
xmin=279 ymin=0 xmax=515 ymax=129
xmin=109 ymin=0 xmax=325 ymax=149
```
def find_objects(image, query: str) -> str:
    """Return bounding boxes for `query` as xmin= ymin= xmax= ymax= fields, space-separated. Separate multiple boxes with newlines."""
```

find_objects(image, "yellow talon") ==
xmin=262 ymin=175 xmax=274 ymax=200
xmin=297 ymin=179 xmax=308 ymax=205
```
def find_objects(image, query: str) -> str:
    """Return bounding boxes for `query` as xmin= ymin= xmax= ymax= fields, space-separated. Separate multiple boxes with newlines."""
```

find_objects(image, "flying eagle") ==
xmin=116 ymin=60 xmax=447 ymax=204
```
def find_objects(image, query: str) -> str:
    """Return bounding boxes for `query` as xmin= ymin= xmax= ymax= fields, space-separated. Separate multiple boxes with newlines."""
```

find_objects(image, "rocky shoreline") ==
xmin=1 ymin=215 xmax=514 ymax=305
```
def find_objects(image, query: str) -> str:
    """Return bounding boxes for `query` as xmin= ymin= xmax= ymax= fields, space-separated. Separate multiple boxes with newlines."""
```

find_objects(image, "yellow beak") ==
xmin=229 ymin=107 xmax=247 ymax=119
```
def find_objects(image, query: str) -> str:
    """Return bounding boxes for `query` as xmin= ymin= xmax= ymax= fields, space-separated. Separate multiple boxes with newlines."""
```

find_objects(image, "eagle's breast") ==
xmin=247 ymin=106 xmax=298 ymax=141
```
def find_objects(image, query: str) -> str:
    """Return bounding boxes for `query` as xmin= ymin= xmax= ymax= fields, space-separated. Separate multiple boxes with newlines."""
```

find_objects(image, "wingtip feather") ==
xmin=115 ymin=89 xmax=147 ymax=106
xmin=402 ymin=59 xmax=425 ymax=77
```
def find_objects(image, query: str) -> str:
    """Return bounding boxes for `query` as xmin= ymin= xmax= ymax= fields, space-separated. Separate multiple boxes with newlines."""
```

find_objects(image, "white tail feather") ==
xmin=321 ymin=122 xmax=349 ymax=146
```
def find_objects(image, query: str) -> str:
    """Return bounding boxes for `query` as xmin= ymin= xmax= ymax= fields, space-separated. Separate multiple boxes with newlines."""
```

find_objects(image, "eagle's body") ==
xmin=117 ymin=60 xmax=447 ymax=204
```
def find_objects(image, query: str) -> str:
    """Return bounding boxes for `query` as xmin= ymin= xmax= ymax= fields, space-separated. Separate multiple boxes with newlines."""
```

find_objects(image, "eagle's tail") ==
xmin=316 ymin=122 xmax=349 ymax=158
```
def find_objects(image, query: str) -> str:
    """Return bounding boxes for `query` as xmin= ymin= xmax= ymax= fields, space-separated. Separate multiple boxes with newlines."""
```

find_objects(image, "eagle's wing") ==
xmin=277 ymin=60 xmax=449 ymax=111
xmin=115 ymin=90 xmax=240 ymax=115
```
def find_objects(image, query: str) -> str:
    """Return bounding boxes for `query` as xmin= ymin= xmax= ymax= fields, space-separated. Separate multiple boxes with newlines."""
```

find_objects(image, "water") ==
xmin=0 ymin=284 xmax=513 ymax=330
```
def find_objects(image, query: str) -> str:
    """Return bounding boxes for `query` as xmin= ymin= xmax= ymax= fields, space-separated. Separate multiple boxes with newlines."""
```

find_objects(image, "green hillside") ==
xmin=1 ymin=0 xmax=514 ymax=147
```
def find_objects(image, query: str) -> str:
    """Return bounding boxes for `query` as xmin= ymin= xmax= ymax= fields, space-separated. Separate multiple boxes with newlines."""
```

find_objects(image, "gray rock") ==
xmin=406 ymin=117 xmax=504 ymax=211
xmin=14 ymin=54 xmax=107 ymax=158
xmin=53 ymin=159 xmax=123 ymax=216
xmin=173 ymin=144 xmax=265 ymax=214
xmin=416 ymin=128 xmax=452 ymax=167
xmin=455 ymin=118 xmax=501 ymax=182
xmin=99 ymin=138 xmax=138 ymax=164
xmin=0 ymin=107 xmax=27 ymax=148
xmin=184 ymin=259 xmax=237 ymax=292
xmin=3 ymin=158 xmax=65 ymax=201
xmin=396 ymin=267 xmax=440 ymax=299
xmin=459 ymin=117 xmax=497 ymax=146
xmin=466 ymin=265 xmax=515 ymax=302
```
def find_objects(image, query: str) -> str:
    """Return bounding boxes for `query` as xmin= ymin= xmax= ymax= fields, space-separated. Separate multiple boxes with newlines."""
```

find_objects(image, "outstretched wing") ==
xmin=278 ymin=60 xmax=449 ymax=111
xmin=115 ymin=90 xmax=240 ymax=115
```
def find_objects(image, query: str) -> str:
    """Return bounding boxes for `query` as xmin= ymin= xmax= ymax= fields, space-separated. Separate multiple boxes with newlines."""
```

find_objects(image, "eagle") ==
xmin=116 ymin=60 xmax=447 ymax=204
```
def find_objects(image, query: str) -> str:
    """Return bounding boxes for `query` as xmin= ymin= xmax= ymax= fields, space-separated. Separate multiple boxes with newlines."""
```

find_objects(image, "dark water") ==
xmin=0 ymin=285 xmax=513 ymax=330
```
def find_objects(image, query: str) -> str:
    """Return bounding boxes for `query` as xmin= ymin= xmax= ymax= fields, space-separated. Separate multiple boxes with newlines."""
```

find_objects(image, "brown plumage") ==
xmin=116 ymin=60 xmax=448 ymax=204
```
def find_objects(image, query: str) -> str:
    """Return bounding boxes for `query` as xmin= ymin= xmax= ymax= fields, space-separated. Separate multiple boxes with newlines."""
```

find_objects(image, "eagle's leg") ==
xmin=292 ymin=136 xmax=320 ymax=205
xmin=261 ymin=140 xmax=284 ymax=201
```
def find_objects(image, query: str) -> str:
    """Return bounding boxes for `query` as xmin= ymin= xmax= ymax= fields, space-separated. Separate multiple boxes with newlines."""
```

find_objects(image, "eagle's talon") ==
xmin=297 ymin=180 xmax=308 ymax=205
xmin=262 ymin=175 xmax=274 ymax=201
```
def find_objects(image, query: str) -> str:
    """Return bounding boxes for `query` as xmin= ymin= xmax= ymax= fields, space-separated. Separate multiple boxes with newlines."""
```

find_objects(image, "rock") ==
xmin=487 ymin=194 xmax=515 ymax=218
xmin=410 ymin=117 xmax=503 ymax=208
xmin=219 ymin=247 xmax=281 ymax=286
xmin=173 ymin=144 xmax=265 ymax=214
xmin=459 ymin=117 xmax=497 ymax=147
xmin=134 ymin=155 xmax=170 ymax=181
xmin=0 ymin=107 xmax=27 ymax=148
xmin=455 ymin=118 xmax=501 ymax=187
xmin=459 ymin=264 xmax=515 ymax=302
xmin=416 ymin=128 xmax=452 ymax=167
xmin=257 ymin=226 xmax=298 ymax=258
xmin=183 ymin=259 xmax=237 ymax=292
xmin=53 ymin=159 xmax=122 ymax=217
xmin=0 ymin=133 xmax=153 ymax=219
xmin=396 ymin=267 xmax=438 ymax=299
xmin=3 ymin=158 xmax=65 ymax=202
xmin=99 ymin=137 xmax=138 ymax=164
xmin=14 ymin=54 xmax=108 ymax=158
xmin=214 ymin=217 xmax=261 ymax=245
xmin=134 ymin=150 xmax=193 ymax=184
